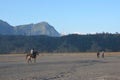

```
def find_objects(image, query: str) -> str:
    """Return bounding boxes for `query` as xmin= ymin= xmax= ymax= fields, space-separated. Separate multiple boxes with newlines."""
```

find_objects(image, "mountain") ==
xmin=0 ymin=20 xmax=14 ymax=35
xmin=14 ymin=22 xmax=60 ymax=37
xmin=0 ymin=20 xmax=60 ymax=37
xmin=14 ymin=24 xmax=34 ymax=35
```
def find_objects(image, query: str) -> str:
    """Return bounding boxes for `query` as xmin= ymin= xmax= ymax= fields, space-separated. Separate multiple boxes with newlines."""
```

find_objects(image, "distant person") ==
xmin=101 ymin=51 xmax=104 ymax=58
xmin=97 ymin=52 xmax=100 ymax=58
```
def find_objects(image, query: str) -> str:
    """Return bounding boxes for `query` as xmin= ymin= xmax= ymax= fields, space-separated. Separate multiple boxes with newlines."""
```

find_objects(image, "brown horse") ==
xmin=26 ymin=51 xmax=39 ymax=63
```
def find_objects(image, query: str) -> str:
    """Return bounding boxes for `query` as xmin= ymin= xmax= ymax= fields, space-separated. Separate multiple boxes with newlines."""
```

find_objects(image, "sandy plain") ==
xmin=0 ymin=52 xmax=120 ymax=80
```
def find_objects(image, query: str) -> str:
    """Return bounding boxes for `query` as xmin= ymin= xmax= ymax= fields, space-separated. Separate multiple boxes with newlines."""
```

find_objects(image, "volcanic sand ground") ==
xmin=0 ymin=52 xmax=120 ymax=80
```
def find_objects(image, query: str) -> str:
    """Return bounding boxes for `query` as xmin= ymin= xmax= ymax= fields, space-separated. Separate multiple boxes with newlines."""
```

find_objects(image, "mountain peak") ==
xmin=15 ymin=21 xmax=60 ymax=37
xmin=0 ymin=19 xmax=60 ymax=37
xmin=39 ymin=21 xmax=49 ymax=24
xmin=31 ymin=22 xmax=60 ymax=37
xmin=0 ymin=20 xmax=14 ymax=35
xmin=36 ymin=21 xmax=50 ymax=27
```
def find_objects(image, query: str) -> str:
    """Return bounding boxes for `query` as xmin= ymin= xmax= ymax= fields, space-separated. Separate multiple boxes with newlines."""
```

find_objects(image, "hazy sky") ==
xmin=0 ymin=0 xmax=120 ymax=34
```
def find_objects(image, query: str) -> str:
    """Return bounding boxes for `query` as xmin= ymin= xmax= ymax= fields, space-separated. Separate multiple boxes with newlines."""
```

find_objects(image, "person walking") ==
xmin=97 ymin=52 xmax=100 ymax=58
xmin=101 ymin=51 xmax=104 ymax=58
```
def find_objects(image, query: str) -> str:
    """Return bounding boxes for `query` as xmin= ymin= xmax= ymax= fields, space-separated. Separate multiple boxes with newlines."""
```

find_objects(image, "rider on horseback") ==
xmin=26 ymin=48 xmax=38 ymax=63
xmin=30 ymin=49 xmax=34 ymax=54
xmin=30 ymin=48 xmax=36 ymax=58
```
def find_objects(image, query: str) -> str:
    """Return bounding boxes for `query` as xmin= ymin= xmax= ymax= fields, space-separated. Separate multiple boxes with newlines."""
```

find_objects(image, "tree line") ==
xmin=0 ymin=33 xmax=120 ymax=54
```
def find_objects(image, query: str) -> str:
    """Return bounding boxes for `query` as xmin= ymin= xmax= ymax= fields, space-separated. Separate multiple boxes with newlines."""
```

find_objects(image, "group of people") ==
xmin=97 ymin=51 xmax=104 ymax=58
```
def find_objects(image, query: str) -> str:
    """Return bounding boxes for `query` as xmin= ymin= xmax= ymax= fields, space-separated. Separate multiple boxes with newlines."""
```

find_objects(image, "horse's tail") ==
xmin=26 ymin=54 xmax=28 ymax=60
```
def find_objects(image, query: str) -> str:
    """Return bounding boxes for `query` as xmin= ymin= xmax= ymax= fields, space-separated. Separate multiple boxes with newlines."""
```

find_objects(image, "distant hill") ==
xmin=0 ymin=20 xmax=60 ymax=37
xmin=0 ymin=33 xmax=120 ymax=53
xmin=14 ymin=22 xmax=60 ymax=37
xmin=0 ymin=20 xmax=14 ymax=35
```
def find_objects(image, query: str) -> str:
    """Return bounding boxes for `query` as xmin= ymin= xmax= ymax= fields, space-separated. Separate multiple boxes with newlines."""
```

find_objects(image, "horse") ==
xmin=26 ymin=51 xmax=39 ymax=63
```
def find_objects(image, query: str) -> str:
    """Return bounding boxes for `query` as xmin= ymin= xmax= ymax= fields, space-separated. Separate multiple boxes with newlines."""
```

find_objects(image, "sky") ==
xmin=0 ymin=0 xmax=120 ymax=34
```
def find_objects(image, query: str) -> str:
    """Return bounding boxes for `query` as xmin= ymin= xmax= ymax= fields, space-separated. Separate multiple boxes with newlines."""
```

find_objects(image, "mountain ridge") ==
xmin=0 ymin=20 xmax=60 ymax=37
xmin=0 ymin=20 xmax=14 ymax=35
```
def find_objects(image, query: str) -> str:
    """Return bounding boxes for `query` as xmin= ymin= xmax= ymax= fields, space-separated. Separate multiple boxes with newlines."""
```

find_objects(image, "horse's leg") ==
xmin=27 ymin=59 xmax=29 ymax=64
xmin=26 ymin=55 xmax=28 ymax=63
xmin=29 ymin=58 xmax=33 ymax=63
xmin=34 ymin=58 xmax=36 ymax=63
xmin=27 ymin=56 xmax=32 ymax=64
xmin=28 ymin=58 xmax=30 ymax=64
xmin=28 ymin=59 xmax=30 ymax=64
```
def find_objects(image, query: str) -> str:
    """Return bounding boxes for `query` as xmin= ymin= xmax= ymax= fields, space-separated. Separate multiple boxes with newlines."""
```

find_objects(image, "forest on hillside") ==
xmin=0 ymin=33 xmax=120 ymax=54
